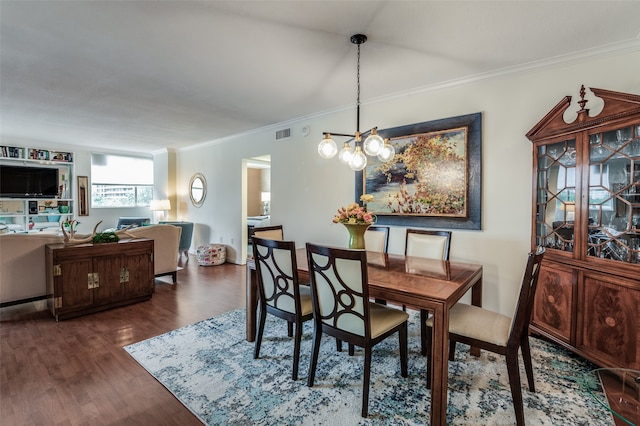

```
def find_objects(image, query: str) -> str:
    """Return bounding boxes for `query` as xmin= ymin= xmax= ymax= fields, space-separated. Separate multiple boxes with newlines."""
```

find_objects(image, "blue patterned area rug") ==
xmin=124 ymin=309 xmax=612 ymax=425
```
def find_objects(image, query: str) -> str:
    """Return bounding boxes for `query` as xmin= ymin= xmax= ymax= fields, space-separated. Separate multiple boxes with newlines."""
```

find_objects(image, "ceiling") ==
xmin=2 ymin=1 xmax=640 ymax=154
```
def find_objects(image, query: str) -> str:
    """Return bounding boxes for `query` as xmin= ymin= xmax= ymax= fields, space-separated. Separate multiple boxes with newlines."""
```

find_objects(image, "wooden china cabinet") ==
xmin=526 ymin=86 xmax=640 ymax=370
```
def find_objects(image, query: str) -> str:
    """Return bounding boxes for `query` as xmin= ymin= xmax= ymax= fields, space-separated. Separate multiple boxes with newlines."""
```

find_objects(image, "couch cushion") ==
xmin=127 ymin=224 xmax=181 ymax=276
xmin=0 ymin=233 xmax=64 ymax=304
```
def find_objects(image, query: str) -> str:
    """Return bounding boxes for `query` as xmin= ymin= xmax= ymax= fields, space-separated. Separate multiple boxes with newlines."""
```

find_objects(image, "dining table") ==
xmin=245 ymin=248 xmax=483 ymax=426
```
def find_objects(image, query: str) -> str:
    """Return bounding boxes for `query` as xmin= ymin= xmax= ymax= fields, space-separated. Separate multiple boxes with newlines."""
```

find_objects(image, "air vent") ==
xmin=275 ymin=128 xmax=291 ymax=140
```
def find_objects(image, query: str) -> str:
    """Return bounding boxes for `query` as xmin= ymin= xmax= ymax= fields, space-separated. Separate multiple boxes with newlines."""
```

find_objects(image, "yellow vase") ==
xmin=342 ymin=223 xmax=371 ymax=249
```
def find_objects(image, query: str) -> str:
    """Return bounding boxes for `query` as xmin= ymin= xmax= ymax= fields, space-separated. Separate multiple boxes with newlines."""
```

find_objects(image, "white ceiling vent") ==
xmin=275 ymin=128 xmax=291 ymax=140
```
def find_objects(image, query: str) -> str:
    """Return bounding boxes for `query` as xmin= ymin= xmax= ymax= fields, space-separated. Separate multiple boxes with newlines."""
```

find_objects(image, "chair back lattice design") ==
xmin=405 ymin=229 xmax=451 ymax=260
xmin=507 ymin=246 xmax=545 ymax=346
xmin=253 ymin=237 xmax=300 ymax=314
xmin=306 ymin=243 xmax=370 ymax=339
xmin=365 ymin=226 xmax=390 ymax=253
xmin=251 ymin=225 xmax=284 ymax=241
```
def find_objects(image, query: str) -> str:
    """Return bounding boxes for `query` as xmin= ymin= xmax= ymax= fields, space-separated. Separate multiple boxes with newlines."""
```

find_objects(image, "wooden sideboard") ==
xmin=45 ymin=239 xmax=154 ymax=320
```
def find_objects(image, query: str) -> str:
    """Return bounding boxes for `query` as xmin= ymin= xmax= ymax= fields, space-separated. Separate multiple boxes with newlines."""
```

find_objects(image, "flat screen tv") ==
xmin=0 ymin=165 xmax=59 ymax=198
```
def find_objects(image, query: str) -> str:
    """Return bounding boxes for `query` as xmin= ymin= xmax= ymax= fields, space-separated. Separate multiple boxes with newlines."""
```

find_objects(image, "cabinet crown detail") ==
xmin=526 ymin=85 xmax=640 ymax=141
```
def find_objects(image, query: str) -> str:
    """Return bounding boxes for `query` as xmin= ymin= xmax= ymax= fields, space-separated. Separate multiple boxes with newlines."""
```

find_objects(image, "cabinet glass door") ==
xmin=536 ymin=139 xmax=577 ymax=252
xmin=587 ymin=125 xmax=640 ymax=263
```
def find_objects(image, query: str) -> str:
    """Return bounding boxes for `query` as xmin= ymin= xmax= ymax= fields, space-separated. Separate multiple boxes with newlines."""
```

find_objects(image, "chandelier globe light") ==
xmin=338 ymin=141 xmax=354 ymax=164
xmin=318 ymin=133 xmax=338 ymax=159
xmin=318 ymin=34 xmax=394 ymax=171
xmin=377 ymin=138 xmax=396 ymax=162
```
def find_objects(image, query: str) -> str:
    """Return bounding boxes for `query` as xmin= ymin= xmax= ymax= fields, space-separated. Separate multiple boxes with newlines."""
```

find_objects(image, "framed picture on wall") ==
xmin=356 ymin=112 xmax=482 ymax=230
xmin=78 ymin=176 xmax=89 ymax=216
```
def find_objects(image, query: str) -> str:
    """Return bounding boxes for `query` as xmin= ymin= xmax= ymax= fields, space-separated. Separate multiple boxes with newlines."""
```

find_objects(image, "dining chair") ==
xmin=364 ymin=225 xmax=390 ymax=253
xmin=250 ymin=224 xmax=284 ymax=241
xmin=424 ymin=246 xmax=545 ymax=426
xmin=366 ymin=226 xmax=390 ymax=306
xmin=405 ymin=228 xmax=452 ymax=355
xmin=252 ymin=236 xmax=313 ymax=380
xmin=405 ymin=228 xmax=451 ymax=260
xmin=305 ymin=243 xmax=409 ymax=417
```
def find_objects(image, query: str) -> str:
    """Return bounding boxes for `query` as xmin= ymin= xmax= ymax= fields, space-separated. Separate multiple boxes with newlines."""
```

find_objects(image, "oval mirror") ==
xmin=189 ymin=173 xmax=207 ymax=207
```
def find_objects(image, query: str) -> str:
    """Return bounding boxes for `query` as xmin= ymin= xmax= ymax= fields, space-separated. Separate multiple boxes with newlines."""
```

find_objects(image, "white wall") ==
xmin=177 ymin=49 xmax=640 ymax=316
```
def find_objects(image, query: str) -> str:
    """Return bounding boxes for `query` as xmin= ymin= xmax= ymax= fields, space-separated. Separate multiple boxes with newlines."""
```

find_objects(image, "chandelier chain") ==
xmin=357 ymin=43 xmax=361 ymax=108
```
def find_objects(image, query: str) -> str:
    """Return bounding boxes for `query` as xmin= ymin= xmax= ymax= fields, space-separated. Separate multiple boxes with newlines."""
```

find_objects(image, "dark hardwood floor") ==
xmin=0 ymin=256 xmax=246 ymax=425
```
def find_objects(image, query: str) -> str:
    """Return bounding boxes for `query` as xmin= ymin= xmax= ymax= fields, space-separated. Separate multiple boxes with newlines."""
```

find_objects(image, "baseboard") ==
xmin=0 ymin=294 xmax=48 ymax=308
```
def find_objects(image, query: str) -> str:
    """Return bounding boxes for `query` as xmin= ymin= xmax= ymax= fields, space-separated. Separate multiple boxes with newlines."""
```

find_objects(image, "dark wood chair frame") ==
xmin=305 ymin=243 xmax=408 ymax=417
xmin=252 ymin=236 xmax=312 ymax=380
xmin=405 ymin=228 xmax=452 ymax=356
xmin=425 ymin=247 xmax=545 ymax=426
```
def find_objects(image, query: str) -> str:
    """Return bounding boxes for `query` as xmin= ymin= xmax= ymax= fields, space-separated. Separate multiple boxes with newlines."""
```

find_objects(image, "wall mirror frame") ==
xmin=189 ymin=173 xmax=207 ymax=208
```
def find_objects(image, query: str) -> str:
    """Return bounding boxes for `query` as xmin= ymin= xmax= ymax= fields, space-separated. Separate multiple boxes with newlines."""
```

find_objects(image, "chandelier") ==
xmin=317 ymin=34 xmax=395 ymax=171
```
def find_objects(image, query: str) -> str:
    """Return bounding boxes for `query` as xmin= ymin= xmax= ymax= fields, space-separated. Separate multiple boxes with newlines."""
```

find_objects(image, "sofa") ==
xmin=159 ymin=221 xmax=193 ymax=260
xmin=127 ymin=224 xmax=181 ymax=283
xmin=116 ymin=217 xmax=150 ymax=230
xmin=0 ymin=233 xmax=64 ymax=306
xmin=0 ymin=224 xmax=182 ymax=306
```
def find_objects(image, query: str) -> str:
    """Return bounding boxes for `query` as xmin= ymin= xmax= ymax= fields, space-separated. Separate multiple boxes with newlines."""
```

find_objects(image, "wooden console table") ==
xmin=45 ymin=239 xmax=154 ymax=320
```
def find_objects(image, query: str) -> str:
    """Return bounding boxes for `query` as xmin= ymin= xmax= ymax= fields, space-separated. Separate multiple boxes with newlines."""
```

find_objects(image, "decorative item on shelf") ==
xmin=317 ymin=34 xmax=395 ymax=171
xmin=58 ymin=205 xmax=69 ymax=214
xmin=333 ymin=195 xmax=376 ymax=249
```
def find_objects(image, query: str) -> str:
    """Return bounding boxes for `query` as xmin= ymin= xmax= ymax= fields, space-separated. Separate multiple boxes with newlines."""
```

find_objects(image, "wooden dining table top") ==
xmin=293 ymin=248 xmax=483 ymax=309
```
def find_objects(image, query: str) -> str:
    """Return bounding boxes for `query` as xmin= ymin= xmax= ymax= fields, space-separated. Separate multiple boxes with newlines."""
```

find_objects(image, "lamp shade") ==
xmin=261 ymin=192 xmax=271 ymax=202
xmin=150 ymin=199 xmax=171 ymax=211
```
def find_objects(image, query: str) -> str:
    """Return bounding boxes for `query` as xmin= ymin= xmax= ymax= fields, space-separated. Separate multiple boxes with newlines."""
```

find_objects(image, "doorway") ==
xmin=244 ymin=155 xmax=271 ymax=259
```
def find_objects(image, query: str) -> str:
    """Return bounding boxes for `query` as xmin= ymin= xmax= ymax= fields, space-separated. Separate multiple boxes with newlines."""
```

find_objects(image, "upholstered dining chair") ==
xmin=424 ymin=247 xmax=545 ymax=426
xmin=405 ymin=228 xmax=451 ymax=260
xmin=405 ymin=228 xmax=452 ymax=355
xmin=305 ymin=243 xmax=409 ymax=417
xmin=250 ymin=224 xmax=284 ymax=241
xmin=366 ymin=226 xmax=390 ymax=306
xmin=364 ymin=226 xmax=390 ymax=253
xmin=252 ymin=236 xmax=313 ymax=380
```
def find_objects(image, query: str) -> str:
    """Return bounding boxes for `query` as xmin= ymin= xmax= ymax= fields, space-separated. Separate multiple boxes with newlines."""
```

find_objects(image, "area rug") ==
xmin=124 ymin=309 xmax=613 ymax=425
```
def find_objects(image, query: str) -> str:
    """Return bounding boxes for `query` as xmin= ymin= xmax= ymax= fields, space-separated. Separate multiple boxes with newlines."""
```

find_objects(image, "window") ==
xmin=91 ymin=154 xmax=153 ymax=207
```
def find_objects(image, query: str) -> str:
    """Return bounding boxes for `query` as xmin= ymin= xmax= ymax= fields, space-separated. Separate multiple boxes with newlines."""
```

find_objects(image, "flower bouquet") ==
xmin=333 ymin=195 xmax=375 ymax=249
